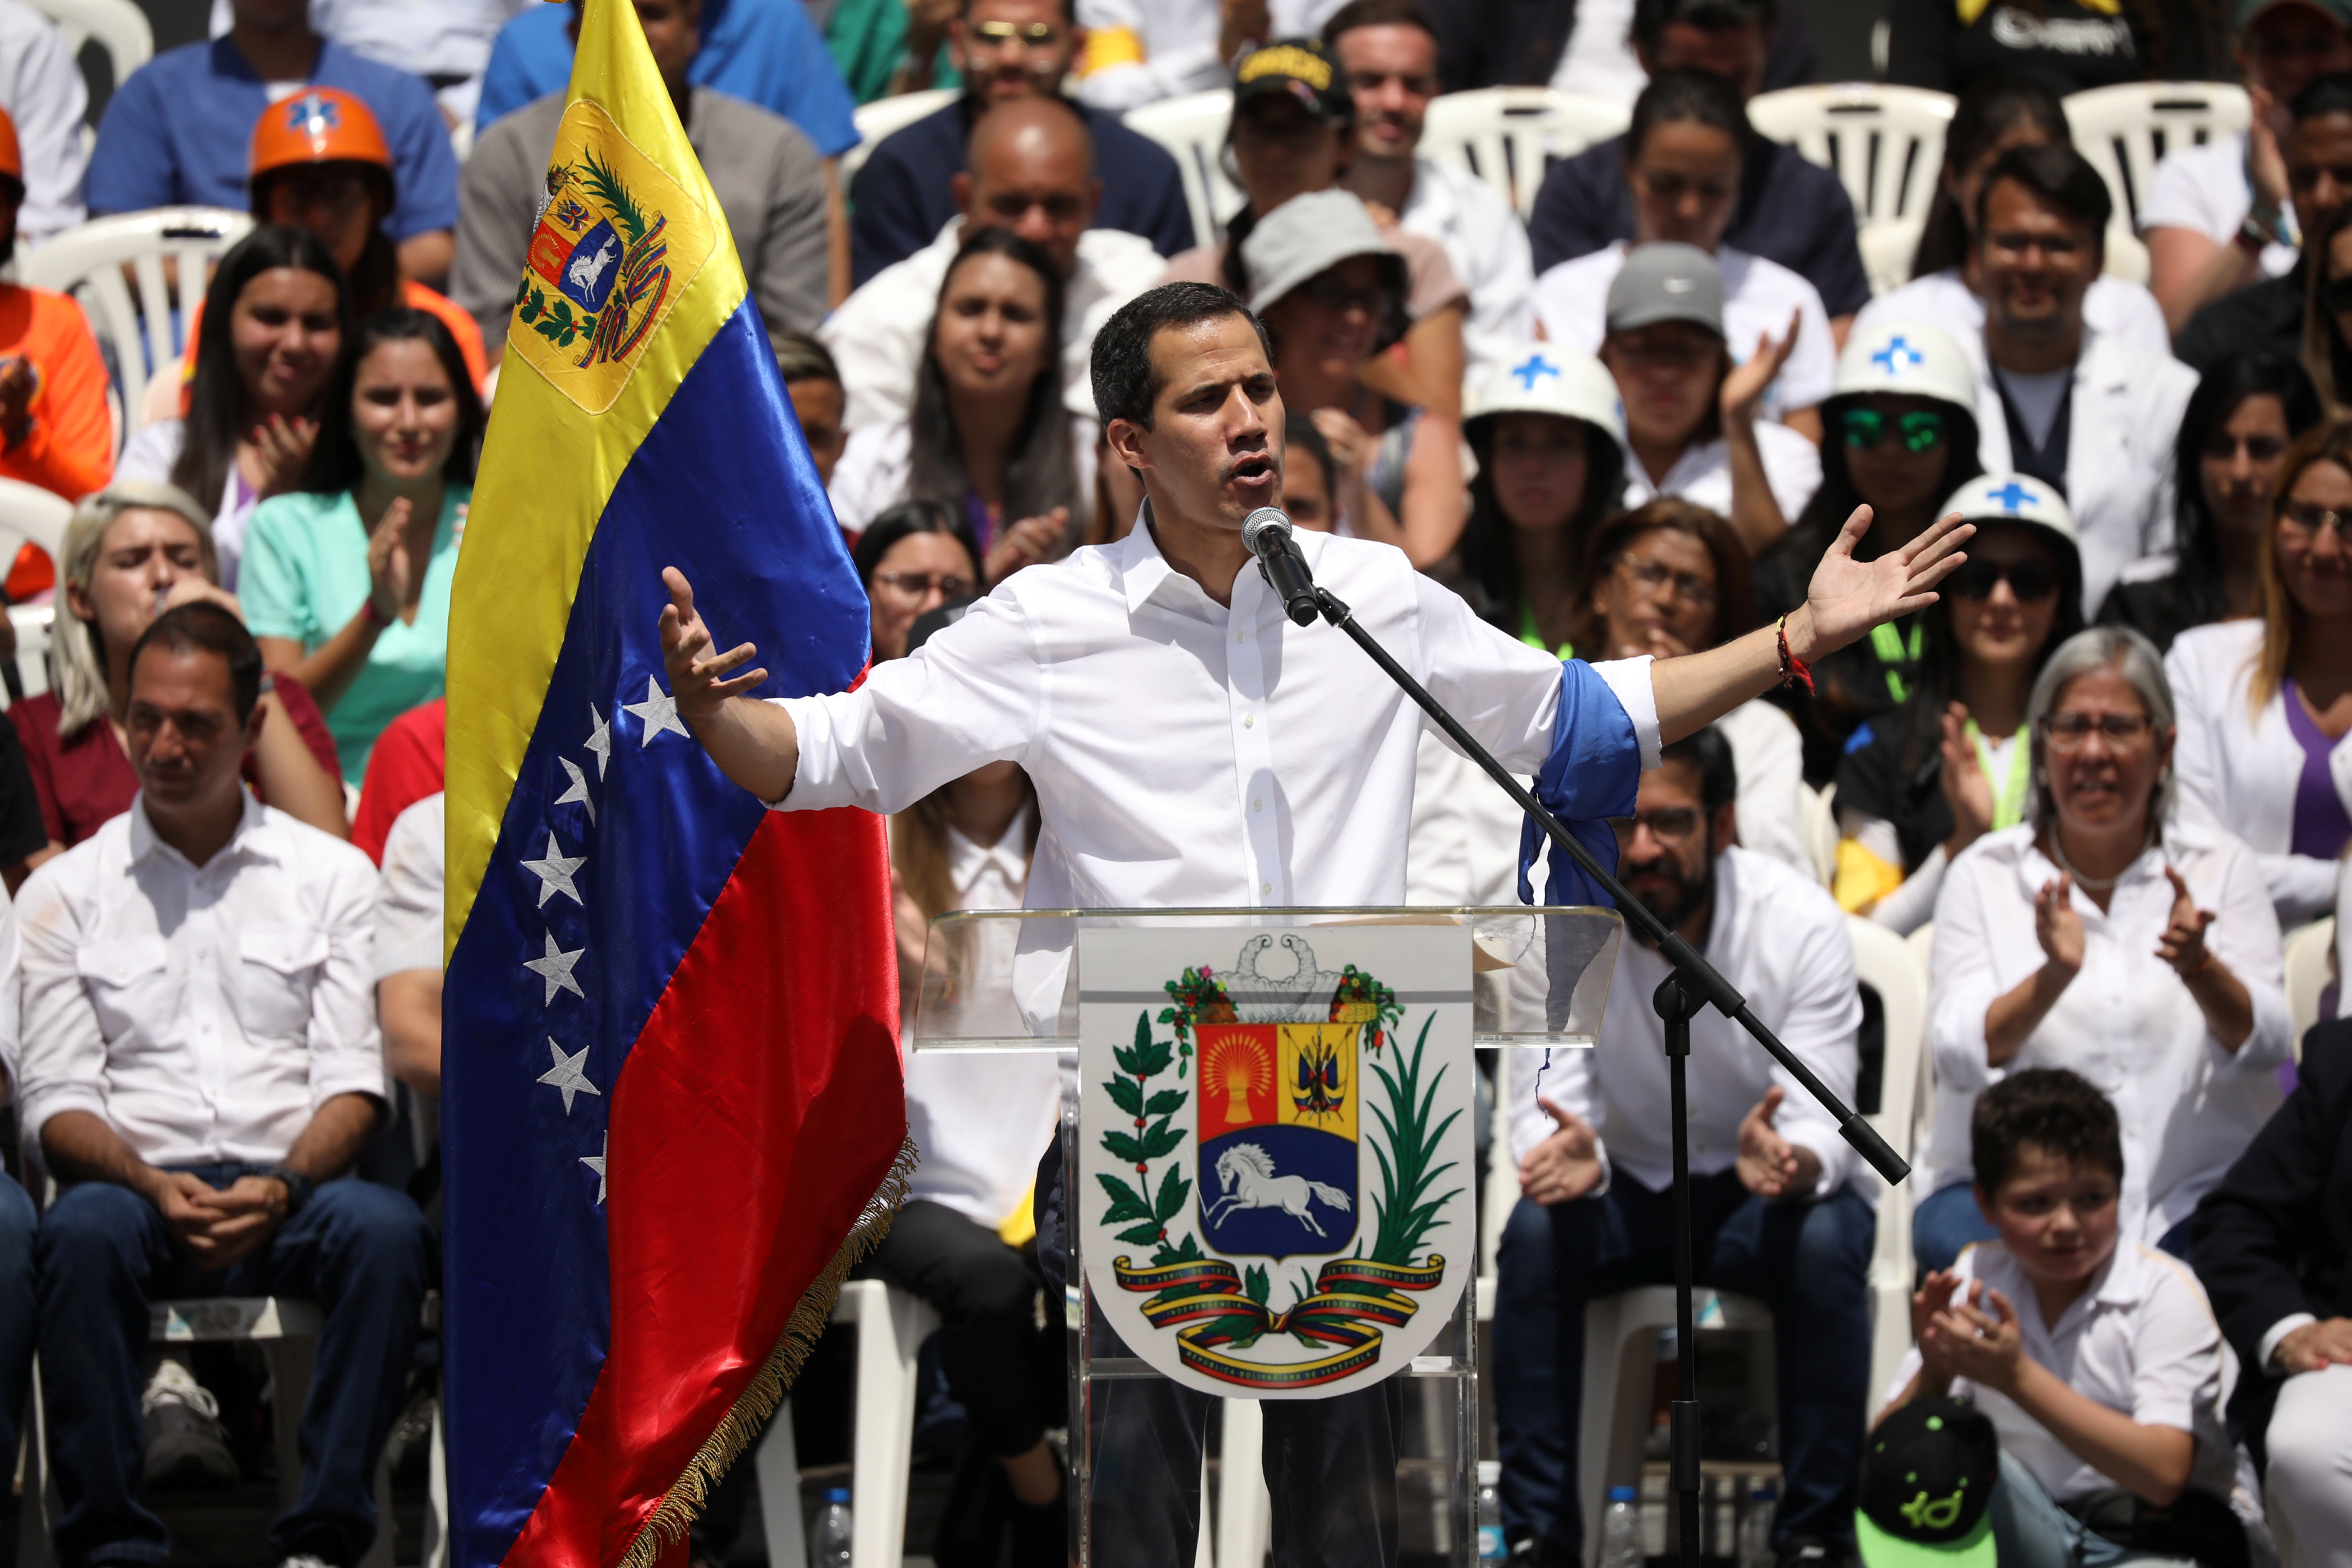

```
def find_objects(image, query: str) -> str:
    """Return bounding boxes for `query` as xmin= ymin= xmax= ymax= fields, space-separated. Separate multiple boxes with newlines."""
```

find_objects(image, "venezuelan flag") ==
xmin=440 ymin=1 xmax=907 ymax=1563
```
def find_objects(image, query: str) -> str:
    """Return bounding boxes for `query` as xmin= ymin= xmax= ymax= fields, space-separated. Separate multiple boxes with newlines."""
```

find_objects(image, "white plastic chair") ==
xmin=841 ymin=87 xmax=959 ymax=188
xmin=19 ymin=0 xmax=151 ymax=89
xmin=0 ymin=478 xmax=70 ymax=562
xmin=1419 ymin=87 xmax=1633 ymax=224
xmin=1745 ymin=83 xmax=1957 ymax=228
xmin=1857 ymin=216 xmax=1924 ymax=298
xmin=5 ymin=602 xmax=54 ymax=704
xmin=2284 ymin=915 xmax=2336 ymax=1047
xmin=1124 ymin=89 xmax=1241 ymax=249
xmin=1802 ymin=780 xmax=1838 ymax=889
xmin=2064 ymin=81 xmax=2251 ymax=232
xmin=773 ymin=1278 xmax=937 ymax=1568
xmin=19 ymin=208 xmax=255 ymax=441
xmin=1847 ymin=916 xmax=1928 ymax=1409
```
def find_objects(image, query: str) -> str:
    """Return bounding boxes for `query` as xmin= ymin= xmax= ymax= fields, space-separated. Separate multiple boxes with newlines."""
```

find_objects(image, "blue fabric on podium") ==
xmin=1516 ymin=659 xmax=1641 ymax=908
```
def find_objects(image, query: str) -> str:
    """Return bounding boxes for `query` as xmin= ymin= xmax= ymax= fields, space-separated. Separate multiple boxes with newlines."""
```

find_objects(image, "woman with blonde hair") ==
xmin=7 ymin=481 xmax=347 ymax=881
xmin=2168 ymin=417 xmax=2352 ymax=922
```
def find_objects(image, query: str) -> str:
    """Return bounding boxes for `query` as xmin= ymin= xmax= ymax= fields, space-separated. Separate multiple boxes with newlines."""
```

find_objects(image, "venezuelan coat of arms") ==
xmin=1077 ymin=925 xmax=1475 ymax=1398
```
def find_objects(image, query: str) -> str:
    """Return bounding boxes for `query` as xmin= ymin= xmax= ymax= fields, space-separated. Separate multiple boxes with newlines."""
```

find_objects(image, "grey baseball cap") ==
xmin=1605 ymin=243 xmax=1726 ymax=337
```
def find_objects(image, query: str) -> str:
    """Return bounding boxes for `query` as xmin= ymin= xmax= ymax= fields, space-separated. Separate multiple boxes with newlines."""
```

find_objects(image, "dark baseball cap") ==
xmin=1855 ymin=1397 xmax=1999 ymax=1568
xmin=1233 ymin=39 xmax=1352 ymax=122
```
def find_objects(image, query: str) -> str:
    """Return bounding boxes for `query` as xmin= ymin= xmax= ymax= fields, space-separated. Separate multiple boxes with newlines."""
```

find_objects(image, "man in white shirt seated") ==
xmin=20 ymin=605 xmax=432 ymax=1568
xmin=0 ymin=0 xmax=87 ymax=249
xmin=0 ymin=894 xmax=38 ymax=1547
xmin=1494 ymin=727 xmax=1875 ymax=1568
xmin=819 ymin=95 xmax=1165 ymax=433
xmin=1970 ymin=143 xmax=2197 ymax=619
xmin=1326 ymin=0 xmax=1535 ymax=394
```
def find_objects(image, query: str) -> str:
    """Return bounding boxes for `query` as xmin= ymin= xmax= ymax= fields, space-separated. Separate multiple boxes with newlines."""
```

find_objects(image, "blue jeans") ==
xmin=36 ymin=1167 xmax=433 ymax=1568
xmin=1493 ymin=1174 xmax=1876 ymax=1557
xmin=1913 ymin=1184 xmax=1999 ymax=1276
xmin=1989 ymin=1452 xmax=2197 ymax=1568
xmin=0 ymin=1172 xmax=40 ymax=1494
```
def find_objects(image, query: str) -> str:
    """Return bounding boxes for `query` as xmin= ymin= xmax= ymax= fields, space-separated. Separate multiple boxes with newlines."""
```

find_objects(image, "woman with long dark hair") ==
xmin=1857 ymin=76 xmax=2169 ymax=355
xmin=2101 ymin=351 xmax=2320 ymax=650
xmin=851 ymin=500 xmax=984 ymax=663
xmin=2302 ymin=202 xmax=2352 ymax=415
xmin=241 ymin=308 xmax=484 ymax=775
xmin=829 ymin=228 xmax=1088 ymax=584
xmin=113 ymin=226 xmax=348 ymax=586
xmin=1758 ymin=320 xmax=1984 ymax=780
xmin=1835 ymin=473 xmax=2086 ymax=934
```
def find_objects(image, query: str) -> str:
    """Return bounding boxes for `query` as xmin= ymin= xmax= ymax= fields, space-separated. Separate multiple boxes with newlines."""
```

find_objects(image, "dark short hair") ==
xmin=1655 ymin=725 xmax=1738 ymax=814
xmin=1091 ymin=282 xmax=1274 ymax=430
xmin=2293 ymin=69 xmax=2352 ymax=123
xmin=1974 ymin=141 xmax=2113 ymax=243
xmin=771 ymin=328 xmax=840 ymax=386
xmin=1320 ymin=0 xmax=1441 ymax=49
xmin=304 ymin=306 xmax=485 ymax=493
xmin=1631 ymin=0 xmax=1775 ymax=56
xmin=851 ymin=500 xmax=983 ymax=603
xmin=1970 ymin=1068 xmax=2124 ymax=1195
xmin=1626 ymin=67 xmax=1751 ymax=163
xmin=128 ymin=602 xmax=264 ymax=724
xmin=1284 ymin=410 xmax=1335 ymax=494
xmin=960 ymin=0 xmax=1075 ymax=23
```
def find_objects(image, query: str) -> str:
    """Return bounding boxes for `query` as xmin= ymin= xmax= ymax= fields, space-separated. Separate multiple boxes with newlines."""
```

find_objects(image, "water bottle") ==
xmin=810 ymin=1486 xmax=853 ymax=1568
xmin=1476 ymin=1460 xmax=1506 ymax=1563
xmin=1736 ymin=1484 xmax=1776 ymax=1568
xmin=1597 ymin=1485 xmax=1644 ymax=1568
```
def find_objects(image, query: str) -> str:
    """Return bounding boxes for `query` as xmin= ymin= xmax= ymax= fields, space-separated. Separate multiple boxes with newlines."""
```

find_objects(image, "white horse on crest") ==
xmin=1206 ymin=1143 xmax=1351 ymax=1237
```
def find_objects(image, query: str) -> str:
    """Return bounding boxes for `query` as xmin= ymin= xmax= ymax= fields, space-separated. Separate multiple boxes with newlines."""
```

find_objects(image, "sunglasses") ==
xmin=1946 ymin=558 xmax=2059 ymax=603
xmin=968 ymin=19 xmax=1061 ymax=44
xmin=1840 ymin=407 xmax=1947 ymax=453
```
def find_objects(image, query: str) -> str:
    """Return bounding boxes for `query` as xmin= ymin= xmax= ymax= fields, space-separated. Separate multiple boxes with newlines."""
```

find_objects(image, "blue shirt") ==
xmin=88 ymin=38 xmax=460 ymax=243
xmin=475 ymin=0 xmax=857 ymax=157
xmin=849 ymin=97 xmax=1193 ymax=287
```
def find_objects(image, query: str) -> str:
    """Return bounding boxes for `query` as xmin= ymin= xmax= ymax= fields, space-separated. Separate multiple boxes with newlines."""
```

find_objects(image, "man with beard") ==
xmin=0 ymin=101 xmax=112 ymax=502
xmin=1493 ymin=726 xmax=1874 ymax=1568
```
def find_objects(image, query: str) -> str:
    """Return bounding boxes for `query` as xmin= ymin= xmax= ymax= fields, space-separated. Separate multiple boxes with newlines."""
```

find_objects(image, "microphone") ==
xmin=1242 ymin=507 xmax=1320 ymax=627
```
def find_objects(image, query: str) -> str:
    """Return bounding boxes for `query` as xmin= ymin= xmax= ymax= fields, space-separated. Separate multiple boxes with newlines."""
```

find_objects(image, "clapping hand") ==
xmin=364 ymin=496 xmax=413 ymax=626
xmin=2034 ymin=873 xmax=2085 ymax=975
xmin=984 ymin=506 xmax=1069 ymax=585
xmin=1938 ymin=703 xmax=1996 ymax=853
xmin=1921 ymin=1279 xmax=2026 ymax=1395
xmin=1520 ymin=1097 xmax=1605 ymax=1206
xmin=1720 ymin=309 xmax=1800 ymax=427
xmin=0 ymin=356 xmax=34 ymax=443
xmin=659 ymin=566 xmax=766 ymax=725
xmin=2156 ymin=865 xmax=2217 ymax=978
xmin=249 ymin=414 xmax=319 ymax=498
xmin=1910 ymin=1269 xmax=1967 ymax=1385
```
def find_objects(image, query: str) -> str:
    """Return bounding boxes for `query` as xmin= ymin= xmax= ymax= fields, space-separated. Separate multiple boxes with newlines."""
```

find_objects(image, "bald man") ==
xmin=821 ymin=95 xmax=1169 ymax=435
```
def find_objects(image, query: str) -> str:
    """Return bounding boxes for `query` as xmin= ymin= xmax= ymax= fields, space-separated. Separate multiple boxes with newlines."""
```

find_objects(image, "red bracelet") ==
xmin=1776 ymin=615 xmax=1814 ymax=695
xmin=362 ymin=598 xmax=388 ymax=627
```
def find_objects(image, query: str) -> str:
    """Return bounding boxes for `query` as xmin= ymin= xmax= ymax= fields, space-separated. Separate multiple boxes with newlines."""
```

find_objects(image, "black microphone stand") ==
xmin=1306 ymin=582 xmax=1907 ymax=1568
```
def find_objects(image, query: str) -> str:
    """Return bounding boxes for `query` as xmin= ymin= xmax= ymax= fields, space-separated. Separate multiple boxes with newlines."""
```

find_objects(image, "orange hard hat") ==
xmin=0 ymin=104 xmax=20 ymax=185
xmin=249 ymin=87 xmax=392 ymax=185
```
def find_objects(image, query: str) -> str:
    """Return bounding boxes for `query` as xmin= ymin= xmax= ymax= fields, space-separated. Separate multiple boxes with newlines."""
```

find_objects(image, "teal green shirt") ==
xmin=241 ymin=486 xmax=466 ymax=778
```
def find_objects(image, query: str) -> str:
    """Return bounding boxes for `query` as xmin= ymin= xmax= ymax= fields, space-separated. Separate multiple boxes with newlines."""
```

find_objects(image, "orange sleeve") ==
xmin=1 ymin=292 xmax=114 ymax=501
xmin=406 ymin=281 xmax=489 ymax=393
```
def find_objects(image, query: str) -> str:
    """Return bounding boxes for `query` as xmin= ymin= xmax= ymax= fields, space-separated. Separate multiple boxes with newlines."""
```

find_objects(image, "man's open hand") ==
xmin=1796 ymin=508 xmax=1972 ymax=660
xmin=1520 ymin=1097 xmax=1605 ymax=1206
xmin=659 ymin=567 xmax=767 ymax=726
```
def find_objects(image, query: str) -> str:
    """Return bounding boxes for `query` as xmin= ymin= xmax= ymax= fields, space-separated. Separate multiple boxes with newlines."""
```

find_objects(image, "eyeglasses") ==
xmin=1610 ymin=807 xmax=1704 ymax=846
xmin=1840 ymin=407 xmax=1947 ymax=453
xmin=1613 ymin=556 xmax=1718 ymax=609
xmin=2279 ymin=500 xmax=2352 ymax=541
xmin=968 ymin=19 xmax=1061 ymax=45
xmin=874 ymin=570 xmax=971 ymax=599
xmin=1945 ymin=557 xmax=2059 ymax=603
xmin=2041 ymin=711 xmax=2156 ymax=750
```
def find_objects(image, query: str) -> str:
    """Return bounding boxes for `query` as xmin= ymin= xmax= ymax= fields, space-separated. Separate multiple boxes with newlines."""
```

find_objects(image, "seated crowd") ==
xmin=3 ymin=0 xmax=2352 ymax=1567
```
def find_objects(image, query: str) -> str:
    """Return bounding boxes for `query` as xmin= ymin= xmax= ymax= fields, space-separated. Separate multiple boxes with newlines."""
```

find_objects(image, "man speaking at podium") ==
xmin=658 ymin=280 xmax=1966 ymax=1565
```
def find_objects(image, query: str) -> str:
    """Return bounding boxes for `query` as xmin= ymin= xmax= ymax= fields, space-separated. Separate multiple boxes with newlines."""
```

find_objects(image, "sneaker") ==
xmin=1773 ymin=1536 xmax=1853 ymax=1568
xmin=278 ymin=1555 xmax=335 ymax=1568
xmin=141 ymin=1360 xmax=239 ymax=1490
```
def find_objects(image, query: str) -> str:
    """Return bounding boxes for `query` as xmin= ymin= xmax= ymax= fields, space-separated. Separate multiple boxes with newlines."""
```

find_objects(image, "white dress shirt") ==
xmin=1396 ymin=157 xmax=1536 ymax=393
xmin=2167 ymin=619 xmax=2352 ymax=923
xmin=1069 ymin=0 xmax=1225 ymax=112
xmin=778 ymin=515 xmax=1661 ymax=919
xmin=2139 ymin=134 xmax=2300 ymax=281
xmin=825 ymin=415 xmax=1100 ymax=537
xmin=15 ymin=794 xmax=386 ymax=1168
xmin=376 ymin=791 xmax=444 ymax=980
xmin=900 ymin=808 xmax=1062 ymax=1229
xmin=1620 ymin=421 xmax=1822 ymax=527
xmin=820 ymin=218 xmax=1169 ymax=432
xmin=1924 ymin=822 xmax=2291 ymax=1242
xmin=1536 ymin=243 xmax=1839 ymax=419
xmin=1970 ymin=329 xmax=2197 ymax=619
xmin=1507 ymin=846 xmax=1865 ymax=1198
xmin=1884 ymin=1240 xmax=2237 ymax=1506
xmin=1854 ymin=268 xmax=2172 ymax=365
xmin=0 ymin=0 xmax=86 ymax=249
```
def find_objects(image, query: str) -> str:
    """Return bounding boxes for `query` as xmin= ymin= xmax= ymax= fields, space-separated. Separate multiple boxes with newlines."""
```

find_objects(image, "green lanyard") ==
xmin=1517 ymin=600 xmax=1573 ymax=660
xmin=1872 ymin=621 xmax=1925 ymax=703
xmin=1964 ymin=718 xmax=2032 ymax=830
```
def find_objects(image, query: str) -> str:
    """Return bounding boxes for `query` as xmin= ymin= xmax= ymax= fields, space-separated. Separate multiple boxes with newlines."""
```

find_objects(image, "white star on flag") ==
xmin=623 ymin=674 xmax=690 ymax=748
xmin=521 ymin=831 xmax=585 ymax=907
xmin=581 ymin=1133 xmax=608 ymax=1205
xmin=537 ymin=1038 xmax=602 ymax=1115
xmin=554 ymin=756 xmax=595 ymax=822
xmin=587 ymin=703 xmax=612 ymax=779
xmin=523 ymin=931 xmax=586 ymax=1004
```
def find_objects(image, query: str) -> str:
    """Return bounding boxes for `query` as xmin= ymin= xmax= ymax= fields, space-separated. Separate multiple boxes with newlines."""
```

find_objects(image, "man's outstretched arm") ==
xmin=659 ymin=567 xmax=801 ymax=803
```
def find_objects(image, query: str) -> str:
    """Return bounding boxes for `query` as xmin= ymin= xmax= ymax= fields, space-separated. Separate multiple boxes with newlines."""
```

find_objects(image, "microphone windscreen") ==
xmin=1241 ymin=507 xmax=1292 ymax=550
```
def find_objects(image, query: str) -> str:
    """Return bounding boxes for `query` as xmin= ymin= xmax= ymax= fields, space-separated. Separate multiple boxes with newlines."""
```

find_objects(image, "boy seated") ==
xmin=1874 ymin=1069 xmax=2248 ymax=1568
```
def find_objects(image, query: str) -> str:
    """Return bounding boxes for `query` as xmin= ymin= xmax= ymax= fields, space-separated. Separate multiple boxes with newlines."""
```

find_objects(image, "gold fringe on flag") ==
xmin=614 ymin=1129 xmax=920 ymax=1568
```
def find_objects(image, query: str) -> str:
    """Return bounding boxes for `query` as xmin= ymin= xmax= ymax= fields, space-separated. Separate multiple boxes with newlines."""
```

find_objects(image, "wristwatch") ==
xmin=260 ymin=1165 xmax=314 ymax=1216
xmin=2237 ymin=206 xmax=2283 ymax=253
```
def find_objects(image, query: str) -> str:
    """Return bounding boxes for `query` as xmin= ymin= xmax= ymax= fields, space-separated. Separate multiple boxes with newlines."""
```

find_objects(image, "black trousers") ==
xmin=859 ymin=1198 xmax=1062 ymax=1458
xmin=1037 ymin=1137 xmax=1406 ymax=1568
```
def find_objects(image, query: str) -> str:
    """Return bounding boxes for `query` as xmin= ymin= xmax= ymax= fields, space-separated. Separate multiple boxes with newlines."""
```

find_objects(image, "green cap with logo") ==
xmin=1855 ymin=1396 xmax=1999 ymax=1568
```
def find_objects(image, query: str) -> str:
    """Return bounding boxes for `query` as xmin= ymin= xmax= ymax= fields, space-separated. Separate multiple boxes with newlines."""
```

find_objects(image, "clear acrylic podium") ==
xmin=908 ymin=906 xmax=1624 ymax=1568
